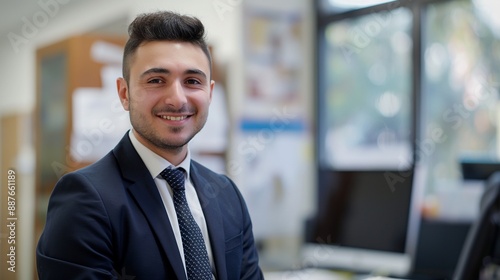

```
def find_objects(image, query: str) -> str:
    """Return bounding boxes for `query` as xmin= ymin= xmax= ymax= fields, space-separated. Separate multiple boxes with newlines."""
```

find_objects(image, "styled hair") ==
xmin=122 ymin=11 xmax=212 ymax=82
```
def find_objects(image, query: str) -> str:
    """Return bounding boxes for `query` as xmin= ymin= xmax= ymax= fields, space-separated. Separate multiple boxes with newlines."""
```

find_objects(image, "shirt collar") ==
xmin=128 ymin=130 xmax=191 ymax=179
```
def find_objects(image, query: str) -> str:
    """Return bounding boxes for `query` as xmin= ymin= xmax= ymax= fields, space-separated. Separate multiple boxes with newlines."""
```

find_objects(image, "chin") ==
xmin=159 ymin=136 xmax=191 ymax=149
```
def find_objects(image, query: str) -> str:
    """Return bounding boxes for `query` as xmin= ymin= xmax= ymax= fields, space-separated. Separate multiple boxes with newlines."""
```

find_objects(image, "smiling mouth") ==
xmin=158 ymin=115 xmax=188 ymax=121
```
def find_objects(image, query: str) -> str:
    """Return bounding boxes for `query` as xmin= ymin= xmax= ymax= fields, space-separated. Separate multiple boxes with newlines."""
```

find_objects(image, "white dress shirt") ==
xmin=128 ymin=130 xmax=215 ymax=277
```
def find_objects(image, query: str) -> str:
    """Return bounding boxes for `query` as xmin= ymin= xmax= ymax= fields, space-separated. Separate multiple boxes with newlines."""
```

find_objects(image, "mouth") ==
xmin=158 ymin=115 xmax=189 ymax=121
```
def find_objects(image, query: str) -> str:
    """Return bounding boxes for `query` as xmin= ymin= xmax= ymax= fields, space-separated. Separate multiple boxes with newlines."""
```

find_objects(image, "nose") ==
xmin=165 ymin=79 xmax=187 ymax=108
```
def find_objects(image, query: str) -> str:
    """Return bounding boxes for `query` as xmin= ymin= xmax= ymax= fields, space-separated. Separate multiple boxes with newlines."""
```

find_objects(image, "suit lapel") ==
xmin=190 ymin=163 xmax=228 ymax=280
xmin=113 ymin=133 xmax=187 ymax=280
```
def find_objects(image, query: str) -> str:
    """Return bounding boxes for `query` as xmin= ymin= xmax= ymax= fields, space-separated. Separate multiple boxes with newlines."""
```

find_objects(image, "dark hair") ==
xmin=122 ymin=11 xmax=212 ymax=82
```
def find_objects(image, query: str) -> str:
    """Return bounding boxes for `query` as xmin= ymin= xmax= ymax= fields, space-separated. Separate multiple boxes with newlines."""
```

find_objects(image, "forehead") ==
xmin=130 ymin=40 xmax=210 ymax=75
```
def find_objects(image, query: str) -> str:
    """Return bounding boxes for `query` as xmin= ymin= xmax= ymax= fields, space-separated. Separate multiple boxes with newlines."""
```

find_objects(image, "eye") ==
xmin=148 ymin=78 xmax=164 ymax=84
xmin=186 ymin=78 xmax=201 ymax=85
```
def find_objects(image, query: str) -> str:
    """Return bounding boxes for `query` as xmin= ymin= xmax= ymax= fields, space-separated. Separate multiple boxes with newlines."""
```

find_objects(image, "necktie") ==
xmin=160 ymin=167 xmax=213 ymax=280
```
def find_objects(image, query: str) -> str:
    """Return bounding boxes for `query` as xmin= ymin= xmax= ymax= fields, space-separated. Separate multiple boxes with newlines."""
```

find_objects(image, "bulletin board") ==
xmin=236 ymin=2 xmax=312 ymax=240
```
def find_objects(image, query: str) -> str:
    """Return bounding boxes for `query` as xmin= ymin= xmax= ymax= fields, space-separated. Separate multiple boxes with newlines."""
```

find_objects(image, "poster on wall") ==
xmin=242 ymin=5 xmax=304 ymax=118
xmin=236 ymin=2 xmax=313 ymax=240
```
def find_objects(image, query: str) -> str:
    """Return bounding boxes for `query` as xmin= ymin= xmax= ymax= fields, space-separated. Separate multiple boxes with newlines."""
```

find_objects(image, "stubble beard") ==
xmin=128 ymin=103 xmax=207 ymax=154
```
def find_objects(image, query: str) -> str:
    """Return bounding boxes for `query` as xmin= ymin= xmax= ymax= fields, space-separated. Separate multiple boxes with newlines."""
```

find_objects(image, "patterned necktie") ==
xmin=160 ymin=167 xmax=213 ymax=280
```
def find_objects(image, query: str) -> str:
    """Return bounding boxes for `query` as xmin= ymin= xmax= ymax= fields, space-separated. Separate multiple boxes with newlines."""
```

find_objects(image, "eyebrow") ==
xmin=185 ymin=68 xmax=208 ymax=80
xmin=140 ymin=67 xmax=208 ymax=80
xmin=140 ymin=67 xmax=169 ymax=78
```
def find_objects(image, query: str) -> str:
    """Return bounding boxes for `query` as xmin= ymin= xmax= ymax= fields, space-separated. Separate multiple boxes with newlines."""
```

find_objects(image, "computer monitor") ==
xmin=302 ymin=168 xmax=419 ymax=277
xmin=460 ymin=158 xmax=500 ymax=181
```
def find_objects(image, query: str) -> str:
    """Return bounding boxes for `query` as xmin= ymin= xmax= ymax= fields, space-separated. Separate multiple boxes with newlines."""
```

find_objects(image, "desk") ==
xmin=264 ymin=268 xmax=410 ymax=280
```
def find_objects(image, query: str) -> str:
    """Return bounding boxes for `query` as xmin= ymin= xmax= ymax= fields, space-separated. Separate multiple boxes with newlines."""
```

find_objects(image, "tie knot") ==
xmin=160 ymin=167 xmax=185 ymax=191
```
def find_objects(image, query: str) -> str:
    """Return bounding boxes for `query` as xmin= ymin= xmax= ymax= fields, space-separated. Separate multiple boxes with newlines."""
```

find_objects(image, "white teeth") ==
xmin=160 ymin=115 xmax=187 ymax=121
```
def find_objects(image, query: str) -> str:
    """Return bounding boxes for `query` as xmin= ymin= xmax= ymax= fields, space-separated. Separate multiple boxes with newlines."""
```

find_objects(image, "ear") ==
xmin=117 ymin=77 xmax=130 ymax=111
xmin=209 ymin=79 xmax=215 ymax=104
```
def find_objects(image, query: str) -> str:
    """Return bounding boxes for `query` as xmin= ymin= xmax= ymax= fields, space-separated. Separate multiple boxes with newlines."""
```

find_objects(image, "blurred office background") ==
xmin=0 ymin=0 xmax=499 ymax=279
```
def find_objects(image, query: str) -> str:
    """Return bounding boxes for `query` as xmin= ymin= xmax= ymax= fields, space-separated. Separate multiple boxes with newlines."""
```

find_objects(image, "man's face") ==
xmin=117 ymin=40 xmax=213 ymax=157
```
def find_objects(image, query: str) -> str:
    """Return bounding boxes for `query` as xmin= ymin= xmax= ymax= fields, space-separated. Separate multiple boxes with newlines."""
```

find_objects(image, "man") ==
xmin=36 ymin=11 xmax=263 ymax=280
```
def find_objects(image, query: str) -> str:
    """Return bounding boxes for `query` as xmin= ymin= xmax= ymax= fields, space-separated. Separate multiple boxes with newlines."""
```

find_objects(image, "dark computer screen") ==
xmin=308 ymin=169 xmax=414 ymax=253
xmin=461 ymin=159 xmax=500 ymax=181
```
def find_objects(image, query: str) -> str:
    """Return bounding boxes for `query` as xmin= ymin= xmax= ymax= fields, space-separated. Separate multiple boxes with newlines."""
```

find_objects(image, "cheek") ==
xmin=129 ymin=88 xmax=158 ymax=110
xmin=198 ymin=98 xmax=211 ymax=121
xmin=197 ymin=94 xmax=212 ymax=107
xmin=130 ymin=89 xmax=148 ymax=104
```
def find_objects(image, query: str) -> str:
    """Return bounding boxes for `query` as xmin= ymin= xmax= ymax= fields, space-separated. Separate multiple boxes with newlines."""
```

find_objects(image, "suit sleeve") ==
xmin=36 ymin=172 xmax=117 ymax=280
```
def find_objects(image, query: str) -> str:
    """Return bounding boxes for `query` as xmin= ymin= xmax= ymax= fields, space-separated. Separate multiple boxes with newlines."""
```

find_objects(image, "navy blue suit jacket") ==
xmin=36 ymin=134 xmax=263 ymax=279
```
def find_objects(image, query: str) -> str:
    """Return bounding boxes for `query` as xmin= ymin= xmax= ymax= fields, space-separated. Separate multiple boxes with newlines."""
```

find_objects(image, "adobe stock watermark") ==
xmin=51 ymin=98 xmax=128 ymax=179
xmin=7 ymin=0 xmax=74 ymax=53
xmin=280 ymin=235 xmax=336 ymax=280
xmin=384 ymin=77 xmax=499 ymax=192
xmin=339 ymin=1 xmax=411 ymax=63
xmin=51 ymin=118 xmax=118 ymax=178
xmin=6 ymin=169 xmax=17 ymax=273
xmin=227 ymin=106 xmax=299 ymax=177
xmin=212 ymin=0 xmax=242 ymax=21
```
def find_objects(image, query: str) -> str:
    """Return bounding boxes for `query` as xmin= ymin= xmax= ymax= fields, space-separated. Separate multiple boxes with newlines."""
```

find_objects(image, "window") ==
xmin=310 ymin=0 xmax=500 ymax=276
xmin=310 ymin=2 xmax=416 ymax=276
xmin=421 ymin=0 xmax=500 ymax=200
xmin=319 ymin=0 xmax=398 ymax=13
xmin=319 ymin=6 xmax=413 ymax=170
